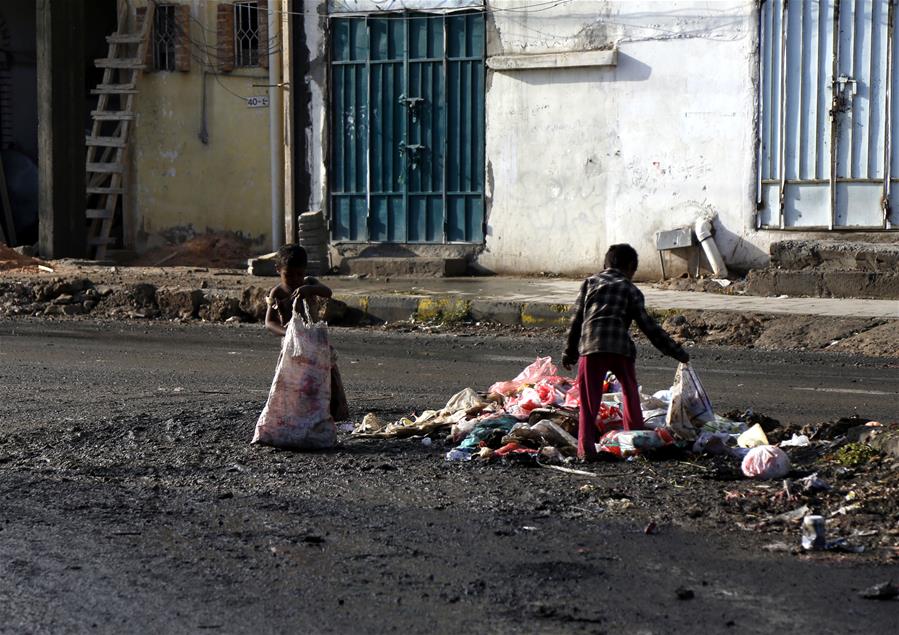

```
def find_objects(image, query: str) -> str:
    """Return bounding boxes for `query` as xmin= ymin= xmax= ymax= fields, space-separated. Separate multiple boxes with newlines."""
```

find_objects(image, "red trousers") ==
xmin=577 ymin=353 xmax=644 ymax=458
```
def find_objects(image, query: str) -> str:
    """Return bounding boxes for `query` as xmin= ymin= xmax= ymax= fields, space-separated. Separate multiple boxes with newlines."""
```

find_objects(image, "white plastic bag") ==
xmin=741 ymin=445 xmax=791 ymax=479
xmin=253 ymin=299 xmax=336 ymax=450
xmin=665 ymin=363 xmax=715 ymax=442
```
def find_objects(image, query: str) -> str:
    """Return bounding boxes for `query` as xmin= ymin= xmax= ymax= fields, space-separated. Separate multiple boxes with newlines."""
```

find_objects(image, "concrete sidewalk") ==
xmin=325 ymin=276 xmax=899 ymax=325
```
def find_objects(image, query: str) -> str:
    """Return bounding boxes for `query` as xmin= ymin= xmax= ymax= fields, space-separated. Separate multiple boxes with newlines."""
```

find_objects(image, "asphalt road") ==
xmin=1 ymin=318 xmax=898 ymax=634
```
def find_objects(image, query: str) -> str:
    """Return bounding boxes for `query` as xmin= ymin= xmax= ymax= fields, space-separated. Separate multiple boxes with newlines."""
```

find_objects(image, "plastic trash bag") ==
xmin=488 ymin=356 xmax=557 ymax=396
xmin=253 ymin=300 xmax=336 ymax=450
xmin=737 ymin=423 xmax=769 ymax=448
xmin=597 ymin=428 xmax=676 ymax=458
xmin=741 ymin=445 xmax=791 ymax=479
xmin=665 ymin=363 xmax=715 ymax=442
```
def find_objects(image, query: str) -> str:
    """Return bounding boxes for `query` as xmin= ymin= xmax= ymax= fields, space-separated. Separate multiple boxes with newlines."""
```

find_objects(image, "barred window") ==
xmin=234 ymin=1 xmax=260 ymax=67
xmin=153 ymin=4 xmax=178 ymax=72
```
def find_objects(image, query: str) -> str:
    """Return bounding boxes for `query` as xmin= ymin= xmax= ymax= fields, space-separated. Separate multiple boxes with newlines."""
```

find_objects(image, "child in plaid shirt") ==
xmin=562 ymin=244 xmax=689 ymax=460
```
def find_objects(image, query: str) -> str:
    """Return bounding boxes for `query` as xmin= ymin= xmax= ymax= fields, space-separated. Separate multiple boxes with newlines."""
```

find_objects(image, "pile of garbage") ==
xmin=354 ymin=357 xmax=817 ymax=479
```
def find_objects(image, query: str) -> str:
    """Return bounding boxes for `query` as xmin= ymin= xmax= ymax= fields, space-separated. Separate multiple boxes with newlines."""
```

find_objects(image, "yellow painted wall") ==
xmin=130 ymin=0 xmax=272 ymax=249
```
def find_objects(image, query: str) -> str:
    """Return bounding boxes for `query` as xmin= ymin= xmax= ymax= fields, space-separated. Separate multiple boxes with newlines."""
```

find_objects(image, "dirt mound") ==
xmin=0 ymin=244 xmax=43 ymax=272
xmin=130 ymin=233 xmax=256 ymax=269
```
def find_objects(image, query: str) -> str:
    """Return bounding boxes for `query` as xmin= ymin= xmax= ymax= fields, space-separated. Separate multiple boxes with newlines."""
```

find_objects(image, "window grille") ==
xmin=153 ymin=4 xmax=178 ymax=72
xmin=234 ymin=1 xmax=260 ymax=67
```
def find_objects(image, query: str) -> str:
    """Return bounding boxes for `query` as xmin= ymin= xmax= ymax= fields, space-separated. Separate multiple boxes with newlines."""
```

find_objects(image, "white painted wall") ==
xmin=479 ymin=0 xmax=763 ymax=277
xmin=306 ymin=1 xmax=890 ymax=277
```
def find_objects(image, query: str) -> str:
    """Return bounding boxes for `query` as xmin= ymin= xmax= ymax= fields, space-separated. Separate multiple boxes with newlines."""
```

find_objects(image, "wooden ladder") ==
xmin=86 ymin=1 xmax=154 ymax=260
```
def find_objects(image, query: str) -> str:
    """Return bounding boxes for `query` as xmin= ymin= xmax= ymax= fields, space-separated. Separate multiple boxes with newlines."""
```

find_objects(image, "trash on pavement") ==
xmin=801 ymin=515 xmax=826 ymax=550
xmin=858 ymin=581 xmax=899 ymax=601
xmin=741 ymin=445 xmax=791 ymax=479
xmin=779 ymin=433 xmax=810 ymax=448
xmin=597 ymin=428 xmax=677 ymax=459
xmin=354 ymin=387 xmax=487 ymax=439
xmin=665 ymin=363 xmax=716 ymax=442
xmin=797 ymin=472 xmax=831 ymax=493
xmin=737 ymin=423 xmax=769 ymax=449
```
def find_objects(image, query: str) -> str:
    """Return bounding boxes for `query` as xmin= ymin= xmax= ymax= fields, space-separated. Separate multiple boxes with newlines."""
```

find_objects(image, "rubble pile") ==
xmin=0 ymin=277 xmax=349 ymax=325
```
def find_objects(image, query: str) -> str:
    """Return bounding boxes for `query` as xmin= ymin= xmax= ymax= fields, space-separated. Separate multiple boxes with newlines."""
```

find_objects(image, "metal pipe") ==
xmin=829 ymin=0 xmax=841 ymax=230
xmin=694 ymin=217 xmax=729 ymax=278
xmin=883 ymin=0 xmax=894 ymax=228
xmin=269 ymin=1 xmax=285 ymax=251
xmin=777 ymin=0 xmax=789 ymax=229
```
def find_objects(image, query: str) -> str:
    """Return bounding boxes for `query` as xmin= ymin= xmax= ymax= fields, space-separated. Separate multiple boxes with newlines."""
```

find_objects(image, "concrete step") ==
xmin=770 ymin=239 xmax=899 ymax=273
xmin=745 ymin=268 xmax=899 ymax=300
xmin=339 ymin=256 xmax=468 ymax=278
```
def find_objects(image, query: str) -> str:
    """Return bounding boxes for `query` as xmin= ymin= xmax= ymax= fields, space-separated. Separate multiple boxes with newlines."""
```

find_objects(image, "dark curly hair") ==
xmin=603 ymin=243 xmax=638 ymax=272
xmin=275 ymin=243 xmax=308 ymax=270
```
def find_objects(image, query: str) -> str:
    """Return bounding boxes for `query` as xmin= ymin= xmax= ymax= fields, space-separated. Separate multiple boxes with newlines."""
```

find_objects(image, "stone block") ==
xmin=774 ymin=270 xmax=824 ymax=297
xmin=415 ymin=297 xmax=470 ymax=323
xmin=521 ymin=302 xmax=573 ymax=328
xmin=240 ymin=286 xmax=269 ymax=321
xmin=744 ymin=269 xmax=778 ymax=296
xmin=340 ymin=257 xmax=467 ymax=278
xmin=822 ymin=271 xmax=874 ymax=298
xmin=199 ymin=292 xmax=244 ymax=322
xmin=863 ymin=273 xmax=899 ymax=299
xmin=247 ymin=253 xmax=278 ymax=277
xmin=364 ymin=295 xmax=421 ymax=323
xmin=470 ymin=300 xmax=522 ymax=325
xmin=156 ymin=287 xmax=204 ymax=320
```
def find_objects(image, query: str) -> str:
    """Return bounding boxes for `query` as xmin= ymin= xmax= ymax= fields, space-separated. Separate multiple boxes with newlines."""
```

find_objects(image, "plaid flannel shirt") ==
xmin=564 ymin=269 xmax=686 ymax=361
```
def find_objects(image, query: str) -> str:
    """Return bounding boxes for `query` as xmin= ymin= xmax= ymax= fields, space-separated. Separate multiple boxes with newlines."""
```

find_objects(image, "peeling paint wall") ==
xmin=302 ymin=1 xmax=890 ymax=278
xmin=479 ymin=0 xmax=761 ymax=277
xmin=131 ymin=0 xmax=272 ymax=249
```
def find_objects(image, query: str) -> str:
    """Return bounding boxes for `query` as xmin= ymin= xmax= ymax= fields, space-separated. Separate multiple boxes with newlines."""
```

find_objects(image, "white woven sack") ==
xmin=665 ymin=363 xmax=715 ymax=442
xmin=253 ymin=299 xmax=336 ymax=449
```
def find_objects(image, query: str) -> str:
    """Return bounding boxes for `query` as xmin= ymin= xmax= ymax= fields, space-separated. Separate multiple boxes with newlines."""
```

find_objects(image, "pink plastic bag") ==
xmin=488 ymin=356 xmax=558 ymax=396
xmin=741 ymin=445 xmax=791 ymax=479
xmin=253 ymin=300 xmax=336 ymax=449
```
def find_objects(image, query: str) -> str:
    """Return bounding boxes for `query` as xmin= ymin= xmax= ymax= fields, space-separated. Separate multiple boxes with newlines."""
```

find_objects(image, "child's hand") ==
xmin=561 ymin=352 xmax=578 ymax=371
xmin=291 ymin=286 xmax=318 ymax=301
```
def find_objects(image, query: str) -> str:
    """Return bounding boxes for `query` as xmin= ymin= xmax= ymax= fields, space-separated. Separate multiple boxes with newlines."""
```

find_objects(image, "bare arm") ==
xmin=295 ymin=276 xmax=332 ymax=300
xmin=264 ymin=291 xmax=287 ymax=337
xmin=631 ymin=288 xmax=689 ymax=363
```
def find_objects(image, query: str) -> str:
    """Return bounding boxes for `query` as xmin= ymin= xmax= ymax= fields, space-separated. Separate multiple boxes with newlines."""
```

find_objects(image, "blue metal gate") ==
xmin=329 ymin=11 xmax=485 ymax=243
xmin=759 ymin=0 xmax=899 ymax=229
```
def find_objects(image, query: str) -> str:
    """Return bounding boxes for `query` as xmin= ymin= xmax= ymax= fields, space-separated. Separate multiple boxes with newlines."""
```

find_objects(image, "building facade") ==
xmin=34 ymin=0 xmax=893 ymax=274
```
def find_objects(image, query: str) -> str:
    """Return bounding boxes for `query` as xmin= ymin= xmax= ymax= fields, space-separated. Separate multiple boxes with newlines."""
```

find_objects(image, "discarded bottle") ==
xmin=801 ymin=515 xmax=826 ymax=550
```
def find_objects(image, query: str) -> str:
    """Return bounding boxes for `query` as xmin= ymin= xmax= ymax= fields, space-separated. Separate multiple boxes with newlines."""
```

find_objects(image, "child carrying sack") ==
xmin=253 ymin=299 xmax=337 ymax=449
xmin=665 ymin=363 xmax=715 ymax=442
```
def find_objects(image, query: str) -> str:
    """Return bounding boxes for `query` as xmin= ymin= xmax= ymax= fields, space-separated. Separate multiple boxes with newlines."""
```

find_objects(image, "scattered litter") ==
xmin=421 ymin=437 xmax=433 ymax=447
xmin=797 ymin=473 xmax=830 ymax=493
xmin=801 ymin=515 xmax=826 ymax=550
xmin=741 ymin=445 xmax=791 ymax=479
xmin=737 ymin=424 xmax=769 ymax=449
xmin=762 ymin=542 xmax=793 ymax=553
xmin=774 ymin=505 xmax=811 ymax=525
xmin=858 ymin=581 xmax=899 ymax=601
xmin=829 ymin=503 xmax=862 ymax=518
xmin=597 ymin=428 xmax=677 ymax=459
xmin=779 ymin=433 xmax=810 ymax=448
xmin=338 ymin=423 xmax=355 ymax=432
xmin=37 ymin=264 xmax=55 ymax=273
xmin=539 ymin=463 xmax=597 ymax=478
